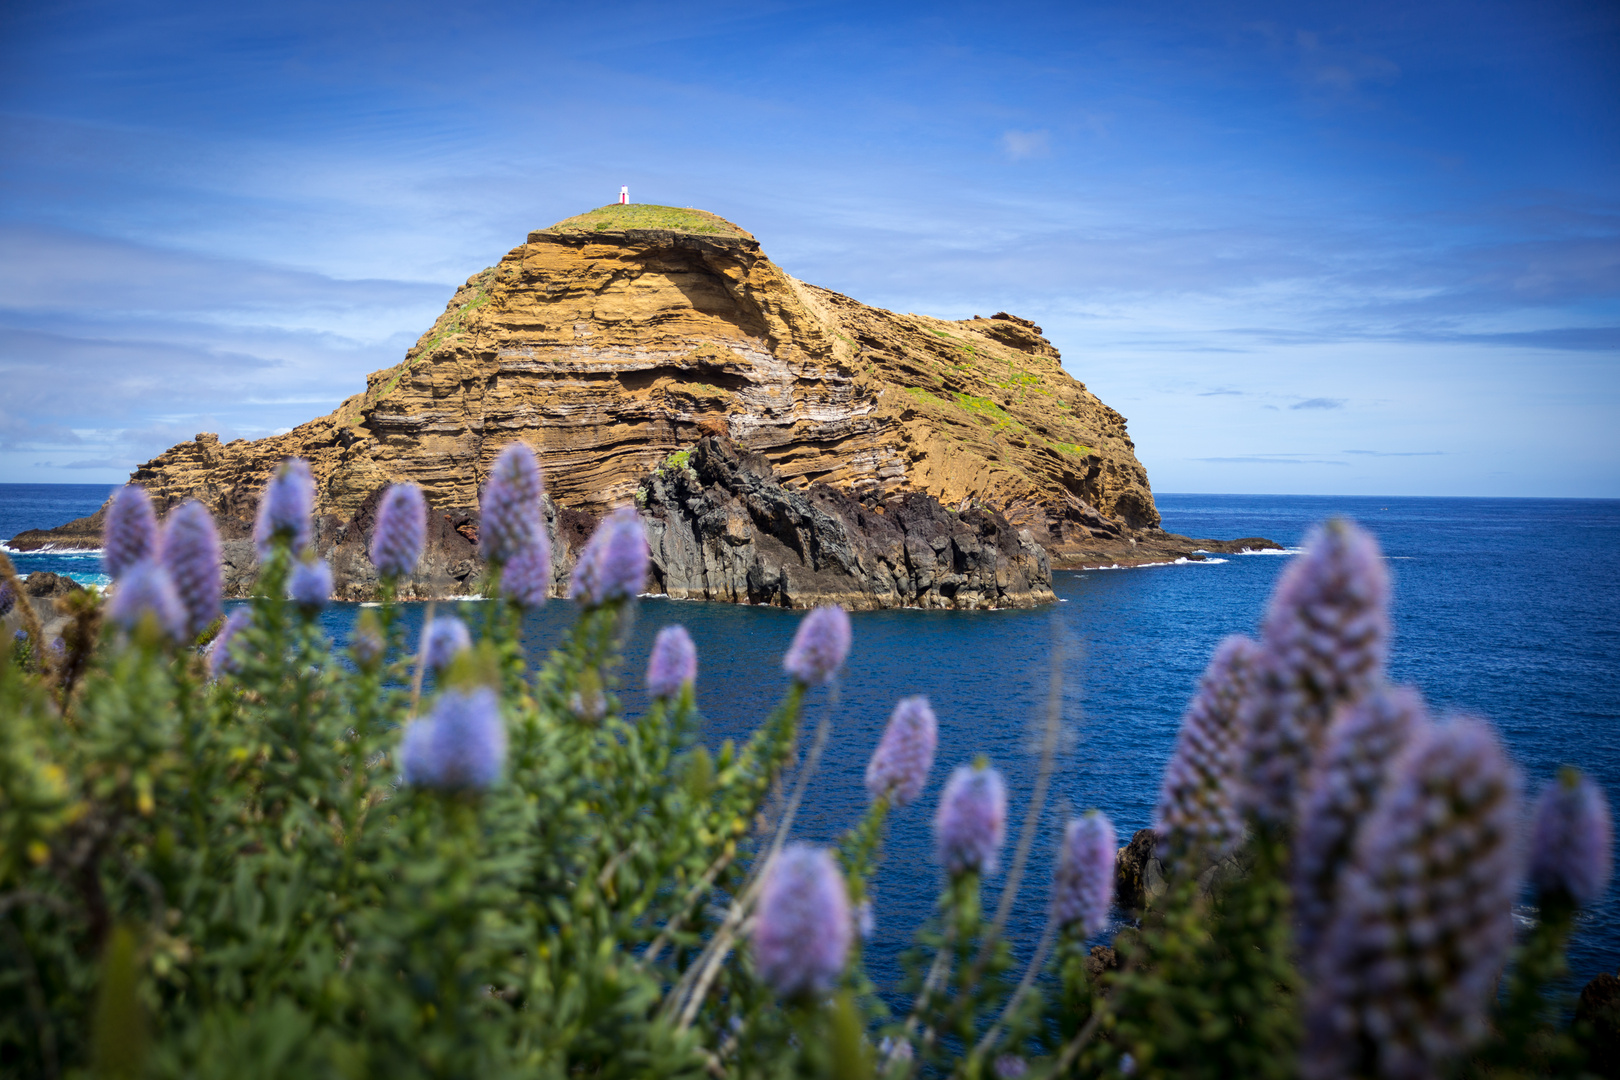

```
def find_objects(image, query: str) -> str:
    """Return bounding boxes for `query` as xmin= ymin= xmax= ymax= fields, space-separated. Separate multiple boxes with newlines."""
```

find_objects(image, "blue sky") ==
xmin=1 ymin=0 xmax=1615 ymax=496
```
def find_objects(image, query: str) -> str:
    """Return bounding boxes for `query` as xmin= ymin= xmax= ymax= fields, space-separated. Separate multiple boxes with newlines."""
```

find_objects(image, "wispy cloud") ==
xmin=999 ymin=129 xmax=1050 ymax=161
xmin=0 ymin=224 xmax=442 ymax=471
xmin=0 ymin=224 xmax=445 ymax=331
xmin=1195 ymin=454 xmax=1350 ymax=466
xmin=1344 ymin=449 xmax=1445 ymax=457
xmin=1291 ymin=28 xmax=1400 ymax=96
xmin=0 ymin=413 xmax=84 ymax=451
xmin=1292 ymin=398 xmax=1346 ymax=410
xmin=1441 ymin=327 xmax=1620 ymax=352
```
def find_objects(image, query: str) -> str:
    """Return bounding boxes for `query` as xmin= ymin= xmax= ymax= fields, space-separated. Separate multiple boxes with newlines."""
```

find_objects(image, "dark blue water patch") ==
xmin=0 ymin=482 xmax=115 ymax=586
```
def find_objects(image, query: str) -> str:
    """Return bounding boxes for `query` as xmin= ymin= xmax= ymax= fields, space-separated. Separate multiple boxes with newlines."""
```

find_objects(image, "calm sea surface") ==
xmin=5 ymin=485 xmax=1619 ymax=997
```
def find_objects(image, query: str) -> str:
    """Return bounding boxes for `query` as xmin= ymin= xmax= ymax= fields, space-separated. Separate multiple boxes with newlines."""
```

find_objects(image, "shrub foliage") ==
xmin=0 ymin=467 xmax=1611 ymax=1080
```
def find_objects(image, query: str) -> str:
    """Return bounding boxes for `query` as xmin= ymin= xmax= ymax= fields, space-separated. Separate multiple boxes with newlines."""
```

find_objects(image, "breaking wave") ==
xmin=1 ymin=542 xmax=102 ymax=556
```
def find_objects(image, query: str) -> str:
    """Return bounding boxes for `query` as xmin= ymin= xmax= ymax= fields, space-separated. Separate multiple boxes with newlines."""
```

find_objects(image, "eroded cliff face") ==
xmin=11 ymin=206 xmax=1187 ymax=600
xmin=101 ymin=206 xmax=1155 ymax=531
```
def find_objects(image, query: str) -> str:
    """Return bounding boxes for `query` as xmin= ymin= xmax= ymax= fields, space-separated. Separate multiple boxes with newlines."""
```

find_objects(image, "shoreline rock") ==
xmin=9 ymin=437 xmax=1062 ymax=610
xmin=1 ymin=571 xmax=86 ymax=648
xmin=7 ymin=449 xmax=1279 ymax=608
xmin=1054 ymin=532 xmax=1284 ymax=570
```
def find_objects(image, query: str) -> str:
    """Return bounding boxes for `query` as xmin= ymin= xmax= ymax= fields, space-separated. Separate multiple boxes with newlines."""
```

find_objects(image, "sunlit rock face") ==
xmin=13 ymin=205 xmax=1168 ymax=597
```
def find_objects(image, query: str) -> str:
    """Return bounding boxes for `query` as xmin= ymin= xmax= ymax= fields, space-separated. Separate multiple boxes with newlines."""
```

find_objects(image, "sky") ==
xmin=1 ymin=0 xmax=1616 ymax=497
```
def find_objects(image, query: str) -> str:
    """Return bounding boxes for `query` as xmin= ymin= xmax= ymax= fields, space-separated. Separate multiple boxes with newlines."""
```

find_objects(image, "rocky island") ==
xmin=8 ymin=204 xmax=1278 ymax=606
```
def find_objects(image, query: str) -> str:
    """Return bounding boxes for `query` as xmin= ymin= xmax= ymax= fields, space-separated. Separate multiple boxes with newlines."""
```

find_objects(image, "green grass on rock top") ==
xmin=546 ymin=204 xmax=753 ymax=239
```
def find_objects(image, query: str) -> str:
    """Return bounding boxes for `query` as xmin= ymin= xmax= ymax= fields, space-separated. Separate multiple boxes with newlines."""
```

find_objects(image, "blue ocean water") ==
xmin=6 ymin=486 xmax=1619 ymax=999
xmin=0 ymin=483 xmax=114 ymax=586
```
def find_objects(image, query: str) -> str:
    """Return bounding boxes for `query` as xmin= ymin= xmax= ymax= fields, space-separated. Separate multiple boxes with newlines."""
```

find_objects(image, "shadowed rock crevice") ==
xmin=640 ymin=437 xmax=1053 ymax=610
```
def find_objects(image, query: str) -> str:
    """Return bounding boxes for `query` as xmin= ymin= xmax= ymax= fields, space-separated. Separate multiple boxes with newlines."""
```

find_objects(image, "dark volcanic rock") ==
xmin=1579 ymin=971 xmax=1620 ymax=1078
xmin=23 ymin=571 xmax=84 ymax=599
xmin=640 ymin=437 xmax=1054 ymax=610
xmin=1 ymin=571 xmax=86 ymax=649
xmin=1053 ymin=531 xmax=1284 ymax=570
xmin=1114 ymin=828 xmax=1161 ymax=913
xmin=8 ymin=509 xmax=107 ymax=553
xmin=1083 ymin=944 xmax=1119 ymax=988
xmin=314 ymin=484 xmax=485 ymax=602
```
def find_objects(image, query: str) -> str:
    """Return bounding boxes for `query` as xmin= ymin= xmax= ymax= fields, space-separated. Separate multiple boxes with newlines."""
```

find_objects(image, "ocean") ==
xmin=5 ymin=484 xmax=1619 ymax=999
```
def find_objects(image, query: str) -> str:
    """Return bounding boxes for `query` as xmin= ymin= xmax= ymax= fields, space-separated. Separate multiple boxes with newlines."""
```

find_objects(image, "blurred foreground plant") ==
xmin=0 ymin=453 xmax=1612 ymax=1080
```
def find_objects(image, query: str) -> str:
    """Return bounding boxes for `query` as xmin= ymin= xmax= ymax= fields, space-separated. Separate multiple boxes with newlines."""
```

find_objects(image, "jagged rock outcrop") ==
xmin=9 ymin=204 xmax=1279 ymax=596
xmin=1 ymin=571 xmax=85 ymax=647
xmin=1115 ymin=828 xmax=1163 ymax=913
xmin=1578 ymin=971 xmax=1620 ymax=1074
xmin=641 ymin=437 xmax=1052 ymax=610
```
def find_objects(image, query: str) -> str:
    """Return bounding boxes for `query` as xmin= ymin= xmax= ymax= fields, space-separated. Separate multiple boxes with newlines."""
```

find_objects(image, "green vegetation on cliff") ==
xmin=546 ymin=203 xmax=752 ymax=238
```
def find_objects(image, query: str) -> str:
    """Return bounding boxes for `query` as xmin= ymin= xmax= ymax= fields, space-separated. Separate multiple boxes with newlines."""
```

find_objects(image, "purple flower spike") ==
xmin=500 ymin=536 xmax=553 ymax=608
xmin=351 ymin=610 xmax=385 ymax=671
xmin=568 ymin=506 xmax=649 ymax=606
xmin=866 ymin=696 xmax=938 ymax=807
xmin=994 ymin=1056 xmax=1028 ymax=1080
xmin=751 ymin=844 xmax=852 ymax=998
xmin=0 ymin=580 xmax=14 ymax=617
xmin=160 ymin=500 xmax=222 ymax=638
xmin=1244 ymin=519 xmax=1391 ymax=826
xmin=1054 ymin=811 xmax=1117 ymax=936
xmin=480 ymin=442 xmax=545 ymax=567
xmin=647 ymin=624 xmax=697 ymax=699
xmin=935 ymin=763 xmax=1008 ymax=875
xmin=103 ymin=485 xmax=159 ymax=581
xmin=289 ymin=558 xmax=333 ymax=613
xmin=399 ymin=687 xmax=507 ymax=790
xmin=208 ymin=608 xmax=253 ymax=677
xmin=1530 ymin=767 xmax=1613 ymax=908
xmin=1303 ymin=717 xmax=1523 ymax=1080
xmin=108 ymin=560 xmax=188 ymax=642
xmin=1294 ymin=685 xmax=1428 ymax=963
xmin=254 ymin=458 xmax=315 ymax=559
xmin=783 ymin=605 xmax=852 ymax=687
xmin=421 ymin=616 xmax=471 ymax=674
xmin=1155 ymin=635 xmax=1263 ymax=865
xmin=370 ymin=484 xmax=427 ymax=579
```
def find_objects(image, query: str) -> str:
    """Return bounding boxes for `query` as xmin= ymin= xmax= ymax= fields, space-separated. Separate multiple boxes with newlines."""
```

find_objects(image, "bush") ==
xmin=0 ymin=461 xmax=1610 ymax=1080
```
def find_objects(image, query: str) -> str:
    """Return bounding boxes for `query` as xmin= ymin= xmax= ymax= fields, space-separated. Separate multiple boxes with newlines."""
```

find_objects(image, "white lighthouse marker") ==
xmin=619 ymin=186 xmax=629 ymax=205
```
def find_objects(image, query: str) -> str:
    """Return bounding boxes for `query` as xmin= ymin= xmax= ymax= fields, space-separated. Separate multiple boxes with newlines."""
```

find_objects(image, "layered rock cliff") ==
xmin=9 ymin=204 xmax=1276 ymax=603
